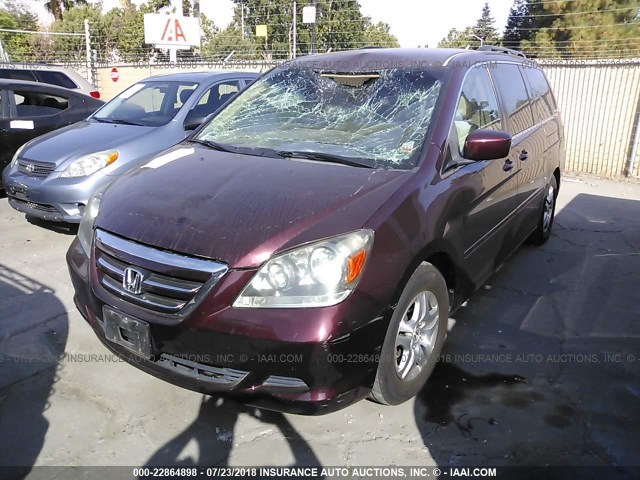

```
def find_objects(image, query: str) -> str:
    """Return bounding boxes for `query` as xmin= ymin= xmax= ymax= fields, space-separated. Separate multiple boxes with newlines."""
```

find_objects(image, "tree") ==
xmin=438 ymin=27 xmax=475 ymax=48
xmin=519 ymin=0 xmax=640 ymax=58
xmin=503 ymin=0 xmax=557 ymax=51
xmin=472 ymin=2 xmax=500 ymax=45
xmin=228 ymin=0 xmax=375 ymax=59
xmin=0 ymin=2 xmax=39 ymax=61
xmin=201 ymin=25 xmax=259 ymax=60
xmin=182 ymin=0 xmax=190 ymax=16
xmin=3 ymin=1 xmax=38 ymax=30
xmin=438 ymin=2 xmax=500 ymax=48
xmin=362 ymin=18 xmax=399 ymax=48
xmin=42 ymin=0 xmax=87 ymax=21
xmin=50 ymin=4 xmax=105 ymax=62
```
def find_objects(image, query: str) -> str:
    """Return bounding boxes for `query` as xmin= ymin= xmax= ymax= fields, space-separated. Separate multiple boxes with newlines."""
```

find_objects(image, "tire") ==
xmin=527 ymin=175 xmax=558 ymax=246
xmin=369 ymin=262 xmax=449 ymax=405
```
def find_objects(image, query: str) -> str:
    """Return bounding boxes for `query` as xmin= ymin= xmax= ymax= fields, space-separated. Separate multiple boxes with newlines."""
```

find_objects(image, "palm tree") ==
xmin=43 ymin=0 xmax=88 ymax=21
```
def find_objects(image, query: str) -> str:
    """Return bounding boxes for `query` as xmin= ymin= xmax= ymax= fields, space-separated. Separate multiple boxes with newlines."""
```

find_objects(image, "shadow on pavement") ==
xmin=414 ymin=193 xmax=640 ymax=470
xmin=144 ymin=396 xmax=322 ymax=468
xmin=25 ymin=216 xmax=78 ymax=236
xmin=0 ymin=264 xmax=69 ymax=478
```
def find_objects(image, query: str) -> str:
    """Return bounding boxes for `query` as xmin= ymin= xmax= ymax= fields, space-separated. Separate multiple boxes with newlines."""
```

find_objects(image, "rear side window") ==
xmin=454 ymin=67 xmax=502 ymax=152
xmin=13 ymin=90 xmax=69 ymax=118
xmin=0 ymin=69 xmax=37 ymax=82
xmin=194 ymin=81 xmax=241 ymax=112
xmin=491 ymin=64 xmax=534 ymax=135
xmin=523 ymin=67 xmax=556 ymax=121
xmin=34 ymin=70 xmax=78 ymax=89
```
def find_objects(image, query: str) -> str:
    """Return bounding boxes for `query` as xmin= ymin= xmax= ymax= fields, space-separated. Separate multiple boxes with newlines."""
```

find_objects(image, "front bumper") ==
xmin=67 ymin=237 xmax=389 ymax=414
xmin=2 ymin=166 xmax=113 ymax=223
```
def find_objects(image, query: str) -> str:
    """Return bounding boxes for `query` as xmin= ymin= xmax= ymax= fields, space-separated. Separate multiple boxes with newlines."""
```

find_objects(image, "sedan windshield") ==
xmin=195 ymin=67 xmax=443 ymax=169
xmin=93 ymin=81 xmax=199 ymax=127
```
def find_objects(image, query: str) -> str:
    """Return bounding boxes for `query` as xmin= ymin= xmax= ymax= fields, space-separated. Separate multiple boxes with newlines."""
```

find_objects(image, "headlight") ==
xmin=9 ymin=144 xmax=26 ymax=168
xmin=77 ymin=189 xmax=103 ymax=256
xmin=59 ymin=150 xmax=119 ymax=178
xmin=234 ymin=230 xmax=373 ymax=308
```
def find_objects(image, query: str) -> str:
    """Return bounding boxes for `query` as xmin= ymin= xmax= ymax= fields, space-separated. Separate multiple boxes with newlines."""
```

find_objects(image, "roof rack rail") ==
xmin=478 ymin=45 xmax=527 ymax=59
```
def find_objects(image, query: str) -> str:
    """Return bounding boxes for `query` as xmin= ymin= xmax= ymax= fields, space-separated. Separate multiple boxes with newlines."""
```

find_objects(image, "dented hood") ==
xmin=95 ymin=144 xmax=408 ymax=268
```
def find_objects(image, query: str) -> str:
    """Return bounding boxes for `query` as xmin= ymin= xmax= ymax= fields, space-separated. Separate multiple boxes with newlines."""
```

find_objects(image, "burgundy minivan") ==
xmin=67 ymin=47 xmax=564 ymax=414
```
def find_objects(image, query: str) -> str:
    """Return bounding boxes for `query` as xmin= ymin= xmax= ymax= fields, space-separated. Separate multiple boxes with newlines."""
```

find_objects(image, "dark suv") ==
xmin=67 ymin=47 xmax=564 ymax=414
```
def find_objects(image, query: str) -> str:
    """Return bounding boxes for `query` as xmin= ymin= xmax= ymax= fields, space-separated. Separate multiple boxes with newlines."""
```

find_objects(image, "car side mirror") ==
xmin=184 ymin=111 xmax=207 ymax=131
xmin=463 ymin=129 xmax=512 ymax=161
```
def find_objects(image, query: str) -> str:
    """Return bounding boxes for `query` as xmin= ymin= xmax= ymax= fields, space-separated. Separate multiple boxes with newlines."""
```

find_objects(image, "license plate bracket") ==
xmin=103 ymin=306 xmax=152 ymax=358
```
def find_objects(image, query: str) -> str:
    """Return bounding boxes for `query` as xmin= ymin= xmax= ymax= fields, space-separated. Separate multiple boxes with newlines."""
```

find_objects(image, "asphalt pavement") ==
xmin=0 ymin=175 xmax=638 ymax=475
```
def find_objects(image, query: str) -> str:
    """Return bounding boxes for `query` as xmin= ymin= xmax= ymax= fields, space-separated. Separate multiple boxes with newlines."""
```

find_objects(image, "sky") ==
xmin=31 ymin=0 xmax=515 ymax=49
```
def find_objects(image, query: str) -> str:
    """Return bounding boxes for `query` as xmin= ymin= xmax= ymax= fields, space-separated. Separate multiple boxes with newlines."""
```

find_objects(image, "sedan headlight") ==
xmin=9 ymin=144 xmax=26 ymax=168
xmin=59 ymin=150 xmax=119 ymax=178
xmin=234 ymin=230 xmax=373 ymax=308
xmin=77 ymin=189 xmax=103 ymax=256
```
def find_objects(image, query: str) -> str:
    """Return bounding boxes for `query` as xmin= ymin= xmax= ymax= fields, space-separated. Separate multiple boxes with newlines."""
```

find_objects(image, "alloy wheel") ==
xmin=394 ymin=290 xmax=440 ymax=382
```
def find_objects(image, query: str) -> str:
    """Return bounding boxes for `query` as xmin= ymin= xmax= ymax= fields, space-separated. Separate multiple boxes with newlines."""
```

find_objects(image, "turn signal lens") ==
xmin=346 ymin=250 xmax=367 ymax=283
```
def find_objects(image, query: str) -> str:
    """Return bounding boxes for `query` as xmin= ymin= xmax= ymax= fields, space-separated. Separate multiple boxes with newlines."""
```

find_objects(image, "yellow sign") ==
xmin=256 ymin=25 xmax=267 ymax=37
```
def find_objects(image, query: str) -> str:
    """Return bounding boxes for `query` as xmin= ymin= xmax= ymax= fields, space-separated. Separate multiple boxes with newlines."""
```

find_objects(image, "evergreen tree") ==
xmin=519 ymin=0 xmax=639 ymax=58
xmin=472 ymin=2 xmax=500 ymax=45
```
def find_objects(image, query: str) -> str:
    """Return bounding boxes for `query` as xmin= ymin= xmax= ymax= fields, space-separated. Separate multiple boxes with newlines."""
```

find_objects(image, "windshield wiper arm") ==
xmin=277 ymin=150 xmax=374 ymax=169
xmin=93 ymin=117 xmax=144 ymax=126
xmin=188 ymin=138 xmax=237 ymax=153
xmin=108 ymin=118 xmax=145 ymax=126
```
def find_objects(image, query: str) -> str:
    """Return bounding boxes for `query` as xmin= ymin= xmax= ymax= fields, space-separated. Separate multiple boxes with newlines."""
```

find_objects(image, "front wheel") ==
xmin=527 ymin=175 xmax=558 ymax=246
xmin=370 ymin=263 xmax=449 ymax=405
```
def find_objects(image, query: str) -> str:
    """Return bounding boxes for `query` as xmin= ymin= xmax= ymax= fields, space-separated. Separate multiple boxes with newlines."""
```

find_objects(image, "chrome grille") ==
xmin=17 ymin=159 xmax=56 ymax=177
xmin=94 ymin=229 xmax=228 ymax=317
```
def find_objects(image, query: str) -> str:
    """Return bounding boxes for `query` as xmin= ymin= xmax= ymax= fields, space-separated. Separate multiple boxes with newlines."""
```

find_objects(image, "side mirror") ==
xmin=463 ymin=129 xmax=512 ymax=161
xmin=184 ymin=111 xmax=207 ymax=131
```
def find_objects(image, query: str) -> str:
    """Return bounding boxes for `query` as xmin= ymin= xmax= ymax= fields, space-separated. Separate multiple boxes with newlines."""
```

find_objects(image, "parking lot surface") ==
xmin=0 ymin=175 xmax=639 ymax=472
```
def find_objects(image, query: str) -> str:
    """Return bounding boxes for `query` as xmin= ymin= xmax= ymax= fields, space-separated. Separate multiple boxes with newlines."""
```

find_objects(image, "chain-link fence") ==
xmin=541 ymin=60 xmax=640 ymax=178
xmin=0 ymin=26 xmax=94 ymax=86
xmin=1 ymin=16 xmax=640 ymax=179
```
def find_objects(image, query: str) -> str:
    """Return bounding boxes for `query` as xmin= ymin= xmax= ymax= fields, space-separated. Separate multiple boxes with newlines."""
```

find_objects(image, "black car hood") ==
xmin=96 ymin=145 xmax=408 ymax=268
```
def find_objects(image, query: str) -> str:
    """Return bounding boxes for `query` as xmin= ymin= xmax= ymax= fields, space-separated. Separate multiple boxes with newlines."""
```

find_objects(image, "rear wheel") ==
xmin=370 ymin=263 xmax=448 ymax=405
xmin=527 ymin=175 xmax=558 ymax=246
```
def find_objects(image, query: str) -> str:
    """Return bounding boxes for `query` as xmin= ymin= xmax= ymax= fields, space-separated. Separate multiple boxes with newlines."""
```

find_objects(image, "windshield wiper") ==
xmin=109 ymin=118 xmax=145 ymax=126
xmin=93 ymin=117 xmax=144 ymax=126
xmin=277 ymin=150 xmax=374 ymax=169
xmin=188 ymin=138 xmax=237 ymax=153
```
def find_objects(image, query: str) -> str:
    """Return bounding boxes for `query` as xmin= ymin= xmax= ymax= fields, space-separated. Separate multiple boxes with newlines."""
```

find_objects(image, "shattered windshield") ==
xmin=195 ymin=67 xmax=443 ymax=169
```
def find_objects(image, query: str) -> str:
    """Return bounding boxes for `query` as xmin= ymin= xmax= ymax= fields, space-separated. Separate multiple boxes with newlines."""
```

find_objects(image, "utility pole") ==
xmin=292 ymin=1 xmax=297 ymax=59
xmin=241 ymin=0 xmax=245 ymax=40
xmin=311 ymin=0 xmax=317 ymax=54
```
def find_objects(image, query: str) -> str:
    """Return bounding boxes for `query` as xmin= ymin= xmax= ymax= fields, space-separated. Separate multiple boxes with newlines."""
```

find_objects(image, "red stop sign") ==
xmin=110 ymin=67 xmax=119 ymax=82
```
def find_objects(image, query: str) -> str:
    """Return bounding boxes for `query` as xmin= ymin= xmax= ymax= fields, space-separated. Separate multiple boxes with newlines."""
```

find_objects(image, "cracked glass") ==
xmin=196 ymin=67 xmax=443 ymax=169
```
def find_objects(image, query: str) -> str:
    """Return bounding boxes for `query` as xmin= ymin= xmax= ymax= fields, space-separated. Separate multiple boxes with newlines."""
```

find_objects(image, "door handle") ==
xmin=519 ymin=150 xmax=529 ymax=161
xmin=503 ymin=159 xmax=514 ymax=172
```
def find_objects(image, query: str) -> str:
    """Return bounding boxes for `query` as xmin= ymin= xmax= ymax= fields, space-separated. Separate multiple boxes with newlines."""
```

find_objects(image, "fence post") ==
xmin=626 ymin=104 xmax=640 ymax=177
xmin=84 ymin=19 xmax=94 ymax=88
